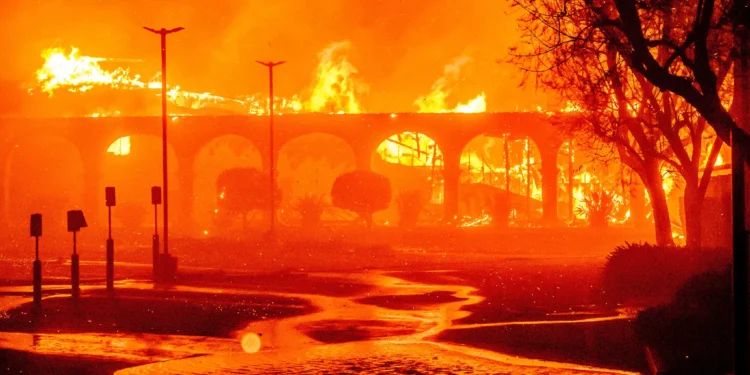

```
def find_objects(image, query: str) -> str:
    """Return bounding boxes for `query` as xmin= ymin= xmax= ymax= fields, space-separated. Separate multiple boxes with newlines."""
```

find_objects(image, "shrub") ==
xmin=601 ymin=242 xmax=730 ymax=306
xmin=293 ymin=194 xmax=325 ymax=228
xmin=396 ymin=190 xmax=427 ymax=228
xmin=575 ymin=190 xmax=615 ymax=228
xmin=331 ymin=170 xmax=391 ymax=228
xmin=634 ymin=267 xmax=731 ymax=374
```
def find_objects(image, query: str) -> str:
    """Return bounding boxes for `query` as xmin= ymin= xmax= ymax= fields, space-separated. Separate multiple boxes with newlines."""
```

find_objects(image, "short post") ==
xmin=105 ymin=187 xmax=116 ymax=296
xmin=67 ymin=210 xmax=87 ymax=299
xmin=30 ymin=213 xmax=42 ymax=307
xmin=151 ymin=186 xmax=162 ymax=283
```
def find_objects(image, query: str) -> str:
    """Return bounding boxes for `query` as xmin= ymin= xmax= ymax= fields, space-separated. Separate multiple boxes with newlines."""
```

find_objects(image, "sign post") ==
xmin=67 ymin=210 xmax=87 ymax=299
xmin=30 ymin=213 xmax=42 ymax=307
xmin=151 ymin=186 xmax=161 ymax=282
xmin=105 ymin=187 xmax=116 ymax=296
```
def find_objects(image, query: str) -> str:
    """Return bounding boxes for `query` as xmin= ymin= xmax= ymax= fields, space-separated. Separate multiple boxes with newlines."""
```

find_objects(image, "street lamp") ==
xmin=143 ymin=26 xmax=183 ymax=257
xmin=255 ymin=60 xmax=285 ymax=234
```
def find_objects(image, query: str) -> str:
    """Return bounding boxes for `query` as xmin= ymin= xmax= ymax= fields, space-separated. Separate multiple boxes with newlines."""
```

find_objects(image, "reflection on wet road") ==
xmin=0 ymin=270 xmax=640 ymax=374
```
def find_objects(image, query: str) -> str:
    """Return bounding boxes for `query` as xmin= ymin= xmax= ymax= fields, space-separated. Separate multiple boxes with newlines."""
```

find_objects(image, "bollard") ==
xmin=106 ymin=238 xmax=114 ymax=296
xmin=71 ymin=253 xmax=80 ymax=299
xmin=33 ymin=259 xmax=42 ymax=306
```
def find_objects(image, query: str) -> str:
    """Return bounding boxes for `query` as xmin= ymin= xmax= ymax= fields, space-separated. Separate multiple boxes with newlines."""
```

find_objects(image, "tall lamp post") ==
xmin=255 ymin=60 xmax=285 ymax=235
xmin=143 ymin=26 xmax=183 ymax=258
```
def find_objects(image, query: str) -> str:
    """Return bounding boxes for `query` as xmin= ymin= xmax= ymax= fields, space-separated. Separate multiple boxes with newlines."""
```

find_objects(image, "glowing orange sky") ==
xmin=0 ymin=0 xmax=556 ymax=113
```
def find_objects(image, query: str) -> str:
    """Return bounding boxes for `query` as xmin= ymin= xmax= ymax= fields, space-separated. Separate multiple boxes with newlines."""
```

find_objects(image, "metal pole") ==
xmin=143 ymin=26 xmax=184 ymax=255
xmin=160 ymin=33 xmax=169 ymax=255
xmin=526 ymin=137 xmax=531 ymax=218
xmin=504 ymin=134 xmax=510 ymax=202
xmin=256 ymin=61 xmax=286 ymax=234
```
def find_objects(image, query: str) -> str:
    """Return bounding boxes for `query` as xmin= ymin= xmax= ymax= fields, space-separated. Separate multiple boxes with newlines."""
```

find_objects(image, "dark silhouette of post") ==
xmin=568 ymin=142 xmax=574 ymax=221
xmin=151 ymin=186 xmax=161 ymax=282
xmin=105 ymin=187 xmax=116 ymax=296
xmin=504 ymin=134 xmax=510 ymax=204
xmin=733 ymin=21 xmax=750 ymax=375
xmin=30 ymin=213 xmax=42 ymax=306
xmin=67 ymin=210 xmax=87 ymax=299
xmin=143 ymin=27 xmax=183 ymax=256
xmin=255 ymin=60 xmax=285 ymax=234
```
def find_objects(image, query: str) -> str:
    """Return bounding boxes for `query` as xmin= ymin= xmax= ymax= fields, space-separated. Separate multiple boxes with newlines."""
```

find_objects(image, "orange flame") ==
xmin=304 ymin=41 xmax=367 ymax=114
xmin=415 ymin=56 xmax=486 ymax=113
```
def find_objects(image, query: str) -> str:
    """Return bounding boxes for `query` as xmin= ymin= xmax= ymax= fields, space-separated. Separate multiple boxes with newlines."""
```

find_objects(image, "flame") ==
xmin=304 ymin=41 xmax=366 ymax=114
xmin=34 ymin=46 xmax=304 ymax=115
xmin=454 ymin=93 xmax=487 ymax=113
xmin=415 ymin=56 xmax=486 ymax=114
xmin=715 ymin=154 xmax=724 ymax=167
xmin=107 ymin=136 xmax=131 ymax=156
xmin=377 ymin=132 xmax=442 ymax=167
xmin=36 ymin=47 xmax=149 ymax=95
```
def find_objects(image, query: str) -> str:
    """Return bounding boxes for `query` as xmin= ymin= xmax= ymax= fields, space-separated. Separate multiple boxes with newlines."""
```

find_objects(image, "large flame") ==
xmin=34 ymin=46 xmax=304 ymax=116
xmin=415 ymin=56 xmax=486 ymax=113
xmin=36 ymin=47 xmax=151 ymax=95
xmin=304 ymin=41 xmax=367 ymax=114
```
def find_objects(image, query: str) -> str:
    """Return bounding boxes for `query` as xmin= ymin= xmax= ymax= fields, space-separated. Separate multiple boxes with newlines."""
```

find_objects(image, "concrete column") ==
xmin=176 ymin=151 xmax=196 ymax=236
xmin=354 ymin=145 xmax=373 ymax=171
xmin=82 ymin=152 xmax=104 ymax=227
xmin=540 ymin=146 xmax=559 ymax=223
xmin=442 ymin=148 xmax=461 ymax=222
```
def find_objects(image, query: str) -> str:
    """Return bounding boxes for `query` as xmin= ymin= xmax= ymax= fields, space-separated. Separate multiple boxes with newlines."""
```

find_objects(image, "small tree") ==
xmin=331 ymin=170 xmax=391 ymax=228
xmin=216 ymin=167 xmax=281 ymax=229
xmin=293 ymin=194 xmax=326 ymax=228
xmin=396 ymin=190 xmax=427 ymax=228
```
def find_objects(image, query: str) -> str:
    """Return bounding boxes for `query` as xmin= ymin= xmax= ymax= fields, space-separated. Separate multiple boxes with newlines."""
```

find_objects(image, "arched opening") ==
xmin=458 ymin=134 xmax=542 ymax=226
xmin=557 ymin=141 xmax=630 ymax=226
xmin=194 ymin=135 xmax=262 ymax=235
xmin=102 ymin=135 xmax=179 ymax=232
xmin=5 ymin=136 xmax=84 ymax=237
xmin=371 ymin=132 xmax=444 ymax=227
xmin=277 ymin=133 xmax=356 ymax=226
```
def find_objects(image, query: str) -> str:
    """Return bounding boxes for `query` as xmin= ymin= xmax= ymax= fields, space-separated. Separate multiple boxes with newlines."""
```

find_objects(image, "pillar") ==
xmin=82 ymin=151 xmax=104 ymax=227
xmin=176 ymin=151 xmax=196 ymax=236
xmin=442 ymin=148 xmax=461 ymax=222
xmin=540 ymin=145 xmax=559 ymax=224
xmin=354 ymin=144 xmax=372 ymax=171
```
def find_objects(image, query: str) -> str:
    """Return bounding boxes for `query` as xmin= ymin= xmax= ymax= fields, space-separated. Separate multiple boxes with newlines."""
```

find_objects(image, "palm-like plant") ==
xmin=575 ymin=190 xmax=616 ymax=228
xmin=293 ymin=194 xmax=326 ymax=228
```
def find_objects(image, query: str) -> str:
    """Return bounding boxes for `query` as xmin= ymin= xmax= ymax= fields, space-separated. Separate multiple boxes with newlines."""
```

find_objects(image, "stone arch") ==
xmin=101 ymin=134 xmax=180 ymax=230
xmin=4 ymin=135 xmax=85 ymax=236
xmin=193 ymin=134 xmax=263 ymax=234
xmin=277 ymin=132 xmax=357 ymax=226
xmin=457 ymin=133 xmax=545 ymax=224
xmin=370 ymin=131 xmax=445 ymax=227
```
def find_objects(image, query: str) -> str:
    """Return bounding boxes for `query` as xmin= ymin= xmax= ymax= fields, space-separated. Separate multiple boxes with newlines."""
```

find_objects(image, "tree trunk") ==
xmin=683 ymin=185 xmax=704 ymax=248
xmin=644 ymin=163 xmax=675 ymax=246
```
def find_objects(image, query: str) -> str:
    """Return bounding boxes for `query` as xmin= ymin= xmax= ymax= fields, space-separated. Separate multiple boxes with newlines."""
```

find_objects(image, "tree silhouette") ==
xmin=216 ymin=167 xmax=281 ymax=229
xmin=511 ymin=0 xmax=750 ymax=162
xmin=512 ymin=0 xmax=729 ymax=246
xmin=331 ymin=170 xmax=391 ymax=228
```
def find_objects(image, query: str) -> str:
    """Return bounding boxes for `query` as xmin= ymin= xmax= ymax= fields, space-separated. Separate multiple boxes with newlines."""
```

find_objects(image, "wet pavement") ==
xmin=0 ymin=268 xmax=640 ymax=374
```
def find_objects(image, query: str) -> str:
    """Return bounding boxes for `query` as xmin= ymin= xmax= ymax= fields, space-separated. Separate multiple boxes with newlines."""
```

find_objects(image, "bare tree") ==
xmin=512 ymin=0 xmax=728 ymax=246
xmin=511 ymin=0 xmax=747 ymax=156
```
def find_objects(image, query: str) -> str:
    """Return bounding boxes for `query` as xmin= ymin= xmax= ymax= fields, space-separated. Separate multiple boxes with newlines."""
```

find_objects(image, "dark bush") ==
xmin=634 ymin=266 xmax=731 ymax=375
xmin=575 ymin=190 xmax=616 ymax=228
xmin=293 ymin=194 xmax=326 ymax=228
xmin=601 ymin=242 xmax=729 ymax=306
